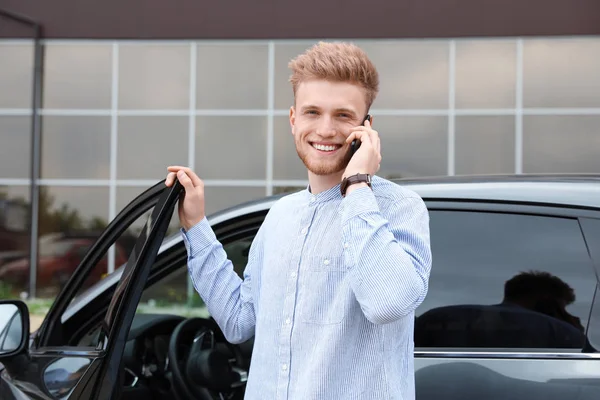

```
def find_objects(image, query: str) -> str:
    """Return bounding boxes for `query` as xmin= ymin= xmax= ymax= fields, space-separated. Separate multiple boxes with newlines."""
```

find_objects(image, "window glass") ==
xmin=0 ymin=116 xmax=32 ymax=179
xmin=523 ymin=116 xmax=600 ymax=174
xmin=59 ymin=192 xmax=179 ymax=346
xmin=415 ymin=210 xmax=596 ymax=351
xmin=41 ymin=116 xmax=111 ymax=179
xmin=43 ymin=44 xmax=112 ymax=109
xmin=454 ymin=40 xmax=516 ymax=109
xmin=455 ymin=116 xmax=515 ymax=175
xmin=523 ymin=37 xmax=600 ymax=108
xmin=0 ymin=43 xmax=33 ymax=108
xmin=588 ymin=284 xmax=600 ymax=351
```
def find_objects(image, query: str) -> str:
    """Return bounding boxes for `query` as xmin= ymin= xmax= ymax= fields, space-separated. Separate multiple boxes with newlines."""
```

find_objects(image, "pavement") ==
xmin=29 ymin=315 xmax=44 ymax=331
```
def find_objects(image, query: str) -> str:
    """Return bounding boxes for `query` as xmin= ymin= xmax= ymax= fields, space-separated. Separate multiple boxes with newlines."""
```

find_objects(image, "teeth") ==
xmin=312 ymin=143 xmax=337 ymax=152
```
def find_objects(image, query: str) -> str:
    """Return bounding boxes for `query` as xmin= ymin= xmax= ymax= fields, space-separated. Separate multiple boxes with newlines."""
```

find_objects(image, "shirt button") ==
xmin=301 ymin=228 xmax=307 ymax=235
xmin=291 ymin=272 xmax=297 ymax=278
xmin=285 ymin=318 xmax=291 ymax=324
xmin=282 ymin=364 xmax=288 ymax=371
xmin=323 ymin=259 xmax=330 ymax=265
xmin=310 ymin=196 xmax=316 ymax=203
xmin=344 ymin=242 xmax=349 ymax=249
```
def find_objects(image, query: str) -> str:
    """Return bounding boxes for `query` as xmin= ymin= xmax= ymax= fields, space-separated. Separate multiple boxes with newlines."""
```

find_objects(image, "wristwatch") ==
xmin=340 ymin=173 xmax=372 ymax=196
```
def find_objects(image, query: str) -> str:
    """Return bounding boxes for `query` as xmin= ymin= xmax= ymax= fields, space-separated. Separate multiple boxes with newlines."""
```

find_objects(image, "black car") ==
xmin=1 ymin=174 xmax=600 ymax=400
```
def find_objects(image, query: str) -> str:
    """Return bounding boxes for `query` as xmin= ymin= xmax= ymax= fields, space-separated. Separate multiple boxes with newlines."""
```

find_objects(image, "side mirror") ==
xmin=0 ymin=300 xmax=29 ymax=360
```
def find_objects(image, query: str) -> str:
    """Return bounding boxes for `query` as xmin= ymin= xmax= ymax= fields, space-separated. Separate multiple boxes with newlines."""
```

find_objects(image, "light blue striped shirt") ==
xmin=183 ymin=176 xmax=432 ymax=399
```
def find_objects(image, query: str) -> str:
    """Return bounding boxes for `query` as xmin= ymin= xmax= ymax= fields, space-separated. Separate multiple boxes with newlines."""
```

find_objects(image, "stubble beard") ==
xmin=295 ymin=141 xmax=351 ymax=176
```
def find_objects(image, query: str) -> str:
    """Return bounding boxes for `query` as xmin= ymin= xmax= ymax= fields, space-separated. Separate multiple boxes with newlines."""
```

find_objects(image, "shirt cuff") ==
xmin=180 ymin=217 xmax=218 ymax=258
xmin=339 ymin=186 xmax=380 ymax=225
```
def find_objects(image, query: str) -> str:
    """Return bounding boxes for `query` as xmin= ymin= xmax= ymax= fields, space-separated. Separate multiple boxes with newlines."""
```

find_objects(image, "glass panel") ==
xmin=416 ymin=211 xmax=595 ymax=351
xmin=43 ymin=44 xmax=112 ymax=109
xmin=117 ymin=116 xmax=188 ymax=180
xmin=118 ymin=44 xmax=190 ymax=110
xmin=455 ymin=116 xmax=515 ymax=175
xmin=35 ymin=186 xmax=109 ymax=299
xmin=523 ymin=37 xmax=600 ymax=107
xmin=0 ymin=116 xmax=31 ymax=178
xmin=41 ymin=116 xmax=111 ymax=179
xmin=0 ymin=185 xmax=30 ymax=298
xmin=43 ymin=357 xmax=91 ymax=399
xmin=376 ymin=116 xmax=447 ymax=178
xmin=273 ymin=115 xmax=308 ymax=180
xmin=204 ymin=186 xmax=266 ymax=216
xmin=0 ymin=43 xmax=33 ymax=108
xmin=196 ymin=43 xmax=268 ymax=109
xmin=589 ymin=284 xmax=600 ymax=350
xmin=455 ymin=40 xmax=516 ymax=109
xmin=523 ymin=116 xmax=600 ymax=174
xmin=196 ymin=116 xmax=267 ymax=179
xmin=357 ymin=40 xmax=450 ymax=109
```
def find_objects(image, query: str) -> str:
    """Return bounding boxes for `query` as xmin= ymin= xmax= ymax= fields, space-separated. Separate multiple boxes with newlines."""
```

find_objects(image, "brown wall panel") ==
xmin=1 ymin=0 xmax=600 ymax=39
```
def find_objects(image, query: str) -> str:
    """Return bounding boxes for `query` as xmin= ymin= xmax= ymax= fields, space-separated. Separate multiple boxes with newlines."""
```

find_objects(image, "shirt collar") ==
xmin=305 ymin=182 xmax=343 ymax=204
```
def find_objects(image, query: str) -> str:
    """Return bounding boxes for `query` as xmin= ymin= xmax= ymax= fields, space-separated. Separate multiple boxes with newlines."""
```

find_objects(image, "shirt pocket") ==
xmin=299 ymin=255 xmax=350 ymax=325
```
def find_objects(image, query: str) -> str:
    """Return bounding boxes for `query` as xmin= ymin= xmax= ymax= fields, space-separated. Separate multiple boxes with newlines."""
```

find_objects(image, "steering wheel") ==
xmin=167 ymin=318 xmax=248 ymax=400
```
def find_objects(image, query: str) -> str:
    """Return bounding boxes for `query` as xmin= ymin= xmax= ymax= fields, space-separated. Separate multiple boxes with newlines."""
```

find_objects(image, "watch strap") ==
xmin=340 ymin=173 xmax=372 ymax=196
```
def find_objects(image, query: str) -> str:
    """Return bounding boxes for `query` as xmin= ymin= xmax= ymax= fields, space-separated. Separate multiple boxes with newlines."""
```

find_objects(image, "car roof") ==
xmin=392 ymin=174 xmax=600 ymax=210
xmin=206 ymin=174 xmax=600 ymax=221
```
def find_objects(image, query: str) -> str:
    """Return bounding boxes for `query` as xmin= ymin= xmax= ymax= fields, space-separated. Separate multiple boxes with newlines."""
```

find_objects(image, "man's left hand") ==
xmin=343 ymin=119 xmax=381 ymax=180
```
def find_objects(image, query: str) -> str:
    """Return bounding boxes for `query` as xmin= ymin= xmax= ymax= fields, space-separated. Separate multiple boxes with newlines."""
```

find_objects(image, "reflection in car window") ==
xmin=0 ymin=306 xmax=22 ymax=351
xmin=415 ymin=211 xmax=596 ymax=351
xmin=588 ymin=284 xmax=600 ymax=351
xmin=44 ymin=357 xmax=91 ymax=399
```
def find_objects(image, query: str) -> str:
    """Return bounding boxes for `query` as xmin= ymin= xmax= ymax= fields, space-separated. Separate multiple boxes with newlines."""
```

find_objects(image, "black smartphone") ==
xmin=350 ymin=114 xmax=371 ymax=155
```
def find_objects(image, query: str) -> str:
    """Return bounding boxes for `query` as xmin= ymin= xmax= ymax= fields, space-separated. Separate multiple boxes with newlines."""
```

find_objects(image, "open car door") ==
xmin=1 ymin=179 xmax=182 ymax=400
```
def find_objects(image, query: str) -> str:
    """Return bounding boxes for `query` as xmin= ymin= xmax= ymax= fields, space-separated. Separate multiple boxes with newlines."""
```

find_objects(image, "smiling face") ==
xmin=290 ymin=79 xmax=368 ymax=177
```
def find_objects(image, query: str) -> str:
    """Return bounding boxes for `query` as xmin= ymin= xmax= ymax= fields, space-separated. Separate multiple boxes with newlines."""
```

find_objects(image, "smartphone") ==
xmin=350 ymin=114 xmax=371 ymax=156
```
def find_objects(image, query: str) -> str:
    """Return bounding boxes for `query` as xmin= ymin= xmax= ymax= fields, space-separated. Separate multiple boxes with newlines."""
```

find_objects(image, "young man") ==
xmin=166 ymin=42 xmax=432 ymax=399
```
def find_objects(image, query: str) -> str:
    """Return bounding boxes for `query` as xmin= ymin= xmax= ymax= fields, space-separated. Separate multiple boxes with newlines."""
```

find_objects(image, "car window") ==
xmin=415 ymin=210 xmax=597 ymax=352
xmin=52 ymin=202 xmax=179 ymax=348
xmin=588 ymin=284 xmax=600 ymax=350
xmin=136 ymin=235 xmax=254 ymax=318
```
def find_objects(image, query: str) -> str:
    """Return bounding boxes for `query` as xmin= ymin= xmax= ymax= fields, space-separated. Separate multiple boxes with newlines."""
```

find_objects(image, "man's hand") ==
xmin=166 ymin=166 xmax=206 ymax=231
xmin=343 ymin=119 xmax=382 ymax=179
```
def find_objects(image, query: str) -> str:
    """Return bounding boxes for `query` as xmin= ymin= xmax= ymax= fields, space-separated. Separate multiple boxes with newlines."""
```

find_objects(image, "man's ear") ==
xmin=289 ymin=106 xmax=296 ymax=134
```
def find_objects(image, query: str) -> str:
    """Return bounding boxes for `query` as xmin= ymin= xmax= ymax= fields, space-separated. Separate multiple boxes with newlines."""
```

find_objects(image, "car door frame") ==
xmin=3 ymin=180 xmax=182 ymax=400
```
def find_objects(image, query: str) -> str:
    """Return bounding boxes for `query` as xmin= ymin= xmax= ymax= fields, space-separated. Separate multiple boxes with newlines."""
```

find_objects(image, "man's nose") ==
xmin=315 ymin=116 xmax=337 ymax=136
